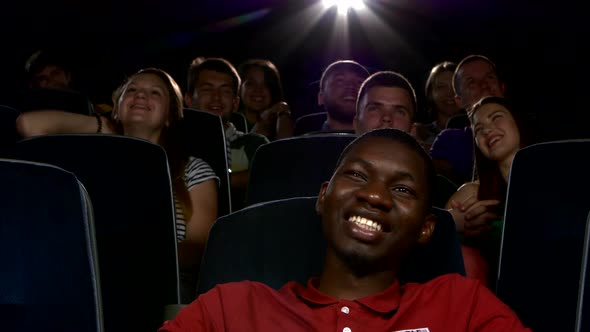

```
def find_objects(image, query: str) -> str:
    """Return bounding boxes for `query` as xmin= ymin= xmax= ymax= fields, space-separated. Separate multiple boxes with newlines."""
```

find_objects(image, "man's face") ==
xmin=30 ymin=65 xmax=71 ymax=90
xmin=185 ymin=69 xmax=239 ymax=124
xmin=455 ymin=60 xmax=504 ymax=109
xmin=316 ymin=137 xmax=435 ymax=271
xmin=318 ymin=68 xmax=366 ymax=124
xmin=355 ymin=86 xmax=414 ymax=135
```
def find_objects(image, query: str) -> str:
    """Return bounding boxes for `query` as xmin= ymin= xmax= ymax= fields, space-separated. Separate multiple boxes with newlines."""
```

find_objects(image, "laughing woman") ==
xmin=446 ymin=96 xmax=534 ymax=288
xmin=16 ymin=67 xmax=218 ymax=303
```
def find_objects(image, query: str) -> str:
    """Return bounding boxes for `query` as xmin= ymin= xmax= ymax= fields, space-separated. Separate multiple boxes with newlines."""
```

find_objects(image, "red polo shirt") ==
xmin=159 ymin=273 xmax=530 ymax=331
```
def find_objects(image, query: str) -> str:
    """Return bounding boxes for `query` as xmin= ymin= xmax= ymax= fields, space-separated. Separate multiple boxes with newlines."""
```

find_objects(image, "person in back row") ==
xmin=16 ymin=67 xmax=219 ymax=303
xmin=446 ymin=96 xmax=534 ymax=289
xmin=353 ymin=70 xmax=418 ymax=136
xmin=159 ymin=128 xmax=530 ymax=331
xmin=414 ymin=61 xmax=464 ymax=151
xmin=237 ymin=58 xmax=293 ymax=140
xmin=184 ymin=57 xmax=269 ymax=210
xmin=430 ymin=54 xmax=505 ymax=187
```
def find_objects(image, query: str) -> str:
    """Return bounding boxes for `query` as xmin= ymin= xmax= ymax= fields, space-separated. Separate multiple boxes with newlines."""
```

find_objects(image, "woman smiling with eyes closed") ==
xmin=446 ymin=95 xmax=534 ymax=289
xmin=17 ymin=67 xmax=219 ymax=303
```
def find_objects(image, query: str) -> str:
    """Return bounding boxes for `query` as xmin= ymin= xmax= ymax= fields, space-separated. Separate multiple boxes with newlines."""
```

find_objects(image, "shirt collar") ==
xmin=225 ymin=122 xmax=243 ymax=143
xmin=297 ymin=277 xmax=402 ymax=314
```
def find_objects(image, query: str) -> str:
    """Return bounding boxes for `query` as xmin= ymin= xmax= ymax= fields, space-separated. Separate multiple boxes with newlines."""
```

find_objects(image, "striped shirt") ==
xmin=174 ymin=156 xmax=219 ymax=242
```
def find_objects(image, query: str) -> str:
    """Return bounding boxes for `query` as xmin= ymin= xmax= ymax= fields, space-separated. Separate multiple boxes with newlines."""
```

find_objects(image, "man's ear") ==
xmin=183 ymin=93 xmax=193 ymax=108
xmin=315 ymin=181 xmax=329 ymax=215
xmin=417 ymin=213 xmax=437 ymax=244
xmin=317 ymin=91 xmax=324 ymax=106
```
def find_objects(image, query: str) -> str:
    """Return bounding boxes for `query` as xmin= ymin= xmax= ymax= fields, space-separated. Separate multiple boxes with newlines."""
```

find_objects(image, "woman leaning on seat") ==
xmin=16 ymin=67 xmax=218 ymax=302
xmin=446 ymin=95 xmax=534 ymax=289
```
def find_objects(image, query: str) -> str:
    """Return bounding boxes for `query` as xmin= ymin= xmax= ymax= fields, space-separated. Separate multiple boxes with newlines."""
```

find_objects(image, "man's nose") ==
xmin=357 ymin=181 xmax=393 ymax=211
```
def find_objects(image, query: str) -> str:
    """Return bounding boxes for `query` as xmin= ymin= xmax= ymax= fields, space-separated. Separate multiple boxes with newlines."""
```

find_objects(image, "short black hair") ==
xmin=335 ymin=128 xmax=436 ymax=207
xmin=356 ymin=71 xmax=417 ymax=121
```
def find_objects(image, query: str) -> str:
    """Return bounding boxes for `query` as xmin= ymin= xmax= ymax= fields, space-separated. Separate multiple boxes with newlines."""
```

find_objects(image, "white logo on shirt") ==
xmin=393 ymin=329 xmax=430 ymax=332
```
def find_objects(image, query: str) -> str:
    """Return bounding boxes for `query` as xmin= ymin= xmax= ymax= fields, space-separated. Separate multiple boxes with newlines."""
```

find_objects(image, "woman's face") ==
xmin=240 ymin=67 xmax=272 ymax=113
xmin=430 ymin=70 xmax=461 ymax=118
xmin=117 ymin=73 xmax=171 ymax=135
xmin=472 ymin=102 xmax=520 ymax=162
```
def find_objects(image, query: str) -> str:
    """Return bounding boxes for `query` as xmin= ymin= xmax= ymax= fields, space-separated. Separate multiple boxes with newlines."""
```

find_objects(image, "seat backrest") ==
xmin=496 ymin=139 xmax=590 ymax=331
xmin=246 ymin=133 xmax=356 ymax=206
xmin=246 ymin=133 xmax=456 ymax=208
xmin=10 ymin=134 xmax=179 ymax=332
xmin=0 ymin=159 xmax=103 ymax=332
xmin=182 ymin=108 xmax=232 ymax=216
xmin=293 ymin=111 xmax=327 ymax=136
xmin=230 ymin=111 xmax=248 ymax=133
xmin=16 ymin=88 xmax=94 ymax=115
xmin=197 ymin=196 xmax=464 ymax=295
xmin=0 ymin=105 xmax=20 ymax=156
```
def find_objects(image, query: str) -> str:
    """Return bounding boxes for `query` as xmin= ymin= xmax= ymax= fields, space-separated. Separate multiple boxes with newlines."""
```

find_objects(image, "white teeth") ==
xmin=489 ymin=137 xmax=501 ymax=147
xmin=348 ymin=215 xmax=383 ymax=232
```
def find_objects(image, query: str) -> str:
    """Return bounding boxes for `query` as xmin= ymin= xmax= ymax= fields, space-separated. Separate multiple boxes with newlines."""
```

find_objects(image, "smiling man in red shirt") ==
xmin=159 ymin=128 xmax=530 ymax=332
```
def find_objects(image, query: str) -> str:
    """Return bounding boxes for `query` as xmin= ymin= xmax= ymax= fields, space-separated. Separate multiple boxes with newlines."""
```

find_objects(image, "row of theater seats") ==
xmin=1 ymin=91 xmax=590 ymax=331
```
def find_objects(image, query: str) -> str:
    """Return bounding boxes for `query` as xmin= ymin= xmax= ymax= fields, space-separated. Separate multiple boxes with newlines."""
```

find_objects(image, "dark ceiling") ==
xmin=1 ymin=0 xmax=585 ymax=139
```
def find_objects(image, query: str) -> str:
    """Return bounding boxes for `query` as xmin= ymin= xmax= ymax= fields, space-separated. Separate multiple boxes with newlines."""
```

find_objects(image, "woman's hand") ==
xmin=450 ymin=196 xmax=500 ymax=238
xmin=253 ymin=102 xmax=292 ymax=139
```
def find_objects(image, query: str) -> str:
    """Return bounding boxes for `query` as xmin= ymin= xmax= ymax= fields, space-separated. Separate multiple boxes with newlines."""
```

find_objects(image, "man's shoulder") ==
xmin=403 ymin=273 xmax=482 ymax=295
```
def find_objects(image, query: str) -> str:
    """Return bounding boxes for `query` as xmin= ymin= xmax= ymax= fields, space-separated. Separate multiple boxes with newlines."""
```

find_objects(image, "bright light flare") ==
xmin=323 ymin=0 xmax=366 ymax=15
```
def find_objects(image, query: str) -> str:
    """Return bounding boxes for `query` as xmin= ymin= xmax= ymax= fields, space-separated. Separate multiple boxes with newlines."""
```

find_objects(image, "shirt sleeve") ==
xmin=467 ymin=281 xmax=532 ymax=331
xmin=185 ymin=156 xmax=219 ymax=190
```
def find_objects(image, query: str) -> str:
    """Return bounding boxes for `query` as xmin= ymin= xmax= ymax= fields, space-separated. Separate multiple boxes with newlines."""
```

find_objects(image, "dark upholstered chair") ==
xmin=197 ymin=196 xmax=465 ymax=295
xmin=0 ymin=105 xmax=20 ymax=156
xmin=10 ymin=134 xmax=179 ymax=332
xmin=182 ymin=108 xmax=232 ymax=216
xmin=497 ymin=139 xmax=590 ymax=331
xmin=0 ymin=159 xmax=103 ymax=332
xmin=293 ymin=111 xmax=327 ymax=136
xmin=246 ymin=133 xmax=356 ymax=206
xmin=246 ymin=133 xmax=456 ymax=208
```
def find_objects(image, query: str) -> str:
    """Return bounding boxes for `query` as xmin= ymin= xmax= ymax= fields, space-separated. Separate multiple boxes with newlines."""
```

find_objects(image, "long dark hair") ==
xmin=469 ymin=96 xmax=533 ymax=203
xmin=238 ymin=58 xmax=285 ymax=108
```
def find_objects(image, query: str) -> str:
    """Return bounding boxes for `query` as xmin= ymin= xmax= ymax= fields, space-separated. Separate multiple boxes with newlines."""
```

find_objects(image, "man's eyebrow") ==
xmin=341 ymin=156 xmax=417 ymax=180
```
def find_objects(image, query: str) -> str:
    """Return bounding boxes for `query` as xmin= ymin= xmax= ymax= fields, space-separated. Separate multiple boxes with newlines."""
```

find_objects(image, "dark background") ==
xmin=1 ymin=0 xmax=585 ymax=141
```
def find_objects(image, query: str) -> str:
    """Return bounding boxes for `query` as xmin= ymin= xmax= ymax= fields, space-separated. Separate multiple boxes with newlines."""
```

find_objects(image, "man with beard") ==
xmin=159 ymin=128 xmax=530 ymax=331
xmin=316 ymin=60 xmax=370 ymax=132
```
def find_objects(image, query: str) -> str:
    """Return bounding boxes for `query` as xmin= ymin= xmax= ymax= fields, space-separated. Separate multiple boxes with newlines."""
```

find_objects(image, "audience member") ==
xmin=16 ymin=67 xmax=219 ymax=302
xmin=314 ymin=60 xmax=369 ymax=132
xmin=415 ymin=61 xmax=463 ymax=149
xmin=354 ymin=70 xmax=417 ymax=136
xmin=237 ymin=58 xmax=293 ymax=140
xmin=159 ymin=128 xmax=530 ymax=331
xmin=184 ymin=57 xmax=268 ymax=210
xmin=430 ymin=55 xmax=505 ymax=186
xmin=446 ymin=96 xmax=533 ymax=288
xmin=24 ymin=49 xmax=113 ymax=114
